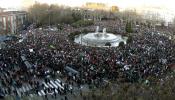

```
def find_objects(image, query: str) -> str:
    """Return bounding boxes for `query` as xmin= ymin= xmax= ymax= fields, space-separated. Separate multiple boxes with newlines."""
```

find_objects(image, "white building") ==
xmin=0 ymin=11 xmax=27 ymax=34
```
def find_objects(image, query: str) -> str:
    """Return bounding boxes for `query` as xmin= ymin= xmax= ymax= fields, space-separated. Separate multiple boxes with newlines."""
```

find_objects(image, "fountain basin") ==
xmin=74 ymin=26 xmax=127 ymax=47
xmin=74 ymin=33 xmax=127 ymax=47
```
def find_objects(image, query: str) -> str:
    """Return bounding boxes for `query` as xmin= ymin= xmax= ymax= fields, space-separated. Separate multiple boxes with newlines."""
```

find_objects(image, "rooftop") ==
xmin=0 ymin=11 xmax=27 ymax=16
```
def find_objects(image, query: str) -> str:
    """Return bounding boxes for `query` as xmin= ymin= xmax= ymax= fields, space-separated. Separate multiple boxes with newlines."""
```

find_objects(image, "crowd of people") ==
xmin=0 ymin=20 xmax=175 ymax=99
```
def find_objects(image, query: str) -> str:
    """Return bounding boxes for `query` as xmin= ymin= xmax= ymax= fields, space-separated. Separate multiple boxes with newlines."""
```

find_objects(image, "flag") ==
xmin=50 ymin=45 xmax=55 ymax=49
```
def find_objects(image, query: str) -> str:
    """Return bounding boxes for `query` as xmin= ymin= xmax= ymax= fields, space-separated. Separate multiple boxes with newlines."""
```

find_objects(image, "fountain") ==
xmin=74 ymin=26 xmax=127 ymax=47
xmin=96 ymin=26 xmax=99 ymax=33
xmin=103 ymin=28 xmax=106 ymax=33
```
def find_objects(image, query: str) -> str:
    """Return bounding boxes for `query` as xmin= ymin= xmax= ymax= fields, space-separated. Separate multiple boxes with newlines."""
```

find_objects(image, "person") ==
xmin=45 ymin=94 xmax=48 ymax=100
xmin=54 ymin=89 xmax=57 ymax=99
xmin=0 ymin=20 xmax=175 ymax=98
xmin=65 ymin=96 xmax=68 ymax=100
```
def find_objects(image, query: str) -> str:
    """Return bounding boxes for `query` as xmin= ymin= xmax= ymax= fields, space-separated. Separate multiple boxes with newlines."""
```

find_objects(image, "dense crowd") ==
xmin=0 ymin=21 xmax=175 ymax=99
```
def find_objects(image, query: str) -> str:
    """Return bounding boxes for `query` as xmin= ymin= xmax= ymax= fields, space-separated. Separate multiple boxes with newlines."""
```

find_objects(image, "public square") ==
xmin=0 ymin=1 xmax=175 ymax=100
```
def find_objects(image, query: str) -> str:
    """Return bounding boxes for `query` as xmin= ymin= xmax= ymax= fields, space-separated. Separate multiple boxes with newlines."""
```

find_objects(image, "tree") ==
xmin=119 ymin=41 xmax=125 ymax=47
xmin=68 ymin=31 xmax=81 ymax=41
xmin=161 ymin=20 xmax=165 ymax=28
xmin=72 ymin=11 xmax=82 ymax=22
xmin=72 ymin=20 xmax=94 ymax=28
xmin=126 ymin=21 xmax=133 ymax=33
xmin=28 ymin=3 xmax=83 ymax=27
xmin=126 ymin=35 xmax=133 ymax=44
xmin=28 ymin=2 xmax=50 ymax=26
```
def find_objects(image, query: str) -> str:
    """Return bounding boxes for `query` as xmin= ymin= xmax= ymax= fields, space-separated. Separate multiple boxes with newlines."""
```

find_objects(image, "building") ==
xmin=110 ymin=6 xmax=119 ymax=12
xmin=0 ymin=8 xmax=5 ymax=13
xmin=0 ymin=11 xmax=27 ymax=34
xmin=81 ymin=2 xmax=119 ymax=21
xmin=83 ymin=2 xmax=119 ymax=12
xmin=84 ymin=2 xmax=107 ymax=10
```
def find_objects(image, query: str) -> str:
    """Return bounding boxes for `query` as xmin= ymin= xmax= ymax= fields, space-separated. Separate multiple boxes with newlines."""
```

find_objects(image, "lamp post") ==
xmin=47 ymin=7 xmax=51 ymax=28
xmin=49 ymin=11 xmax=51 ymax=28
xmin=80 ymin=30 xmax=82 ymax=45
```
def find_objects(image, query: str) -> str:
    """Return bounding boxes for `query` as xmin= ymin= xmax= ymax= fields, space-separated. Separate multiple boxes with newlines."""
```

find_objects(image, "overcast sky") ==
xmin=35 ymin=0 xmax=175 ymax=9
xmin=0 ymin=0 xmax=175 ymax=21
xmin=0 ymin=0 xmax=174 ymax=9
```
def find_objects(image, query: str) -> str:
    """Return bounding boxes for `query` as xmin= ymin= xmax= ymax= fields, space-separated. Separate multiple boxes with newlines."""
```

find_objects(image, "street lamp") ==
xmin=80 ymin=30 xmax=82 ymax=45
xmin=47 ymin=8 xmax=51 ymax=28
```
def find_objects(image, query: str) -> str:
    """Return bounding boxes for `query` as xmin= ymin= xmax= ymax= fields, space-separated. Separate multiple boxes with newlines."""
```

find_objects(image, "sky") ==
xmin=0 ymin=0 xmax=174 ymax=9
xmin=0 ymin=0 xmax=175 ymax=21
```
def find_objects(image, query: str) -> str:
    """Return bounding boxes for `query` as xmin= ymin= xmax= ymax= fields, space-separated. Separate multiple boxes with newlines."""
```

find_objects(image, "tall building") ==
xmin=110 ymin=6 xmax=119 ymax=12
xmin=0 ymin=11 xmax=27 ymax=34
xmin=83 ymin=2 xmax=119 ymax=12
xmin=84 ymin=2 xmax=107 ymax=10
xmin=0 ymin=8 xmax=4 ymax=13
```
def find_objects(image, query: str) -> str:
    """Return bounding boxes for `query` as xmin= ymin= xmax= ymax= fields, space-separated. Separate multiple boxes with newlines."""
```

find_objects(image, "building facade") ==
xmin=81 ymin=2 xmax=119 ymax=21
xmin=0 ymin=11 xmax=27 ymax=34
xmin=110 ymin=6 xmax=119 ymax=12
xmin=85 ymin=2 xmax=107 ymax=10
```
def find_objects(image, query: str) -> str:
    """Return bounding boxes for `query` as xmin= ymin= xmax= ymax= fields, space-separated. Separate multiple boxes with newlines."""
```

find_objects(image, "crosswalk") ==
xmin=15 ymin=84 xmax=33 ymax=97
xmin=38 ymin=79 xmax=65 ymax=96
xmin=40 ymin=79 xmax=72 ymax=97
xmin=43 ymin=82 xmax=49 ymax=89
xmin=50 ymin=80 xmax=58 ymax=89
xmin=2 ymin=79 xmax=72 ymax=98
